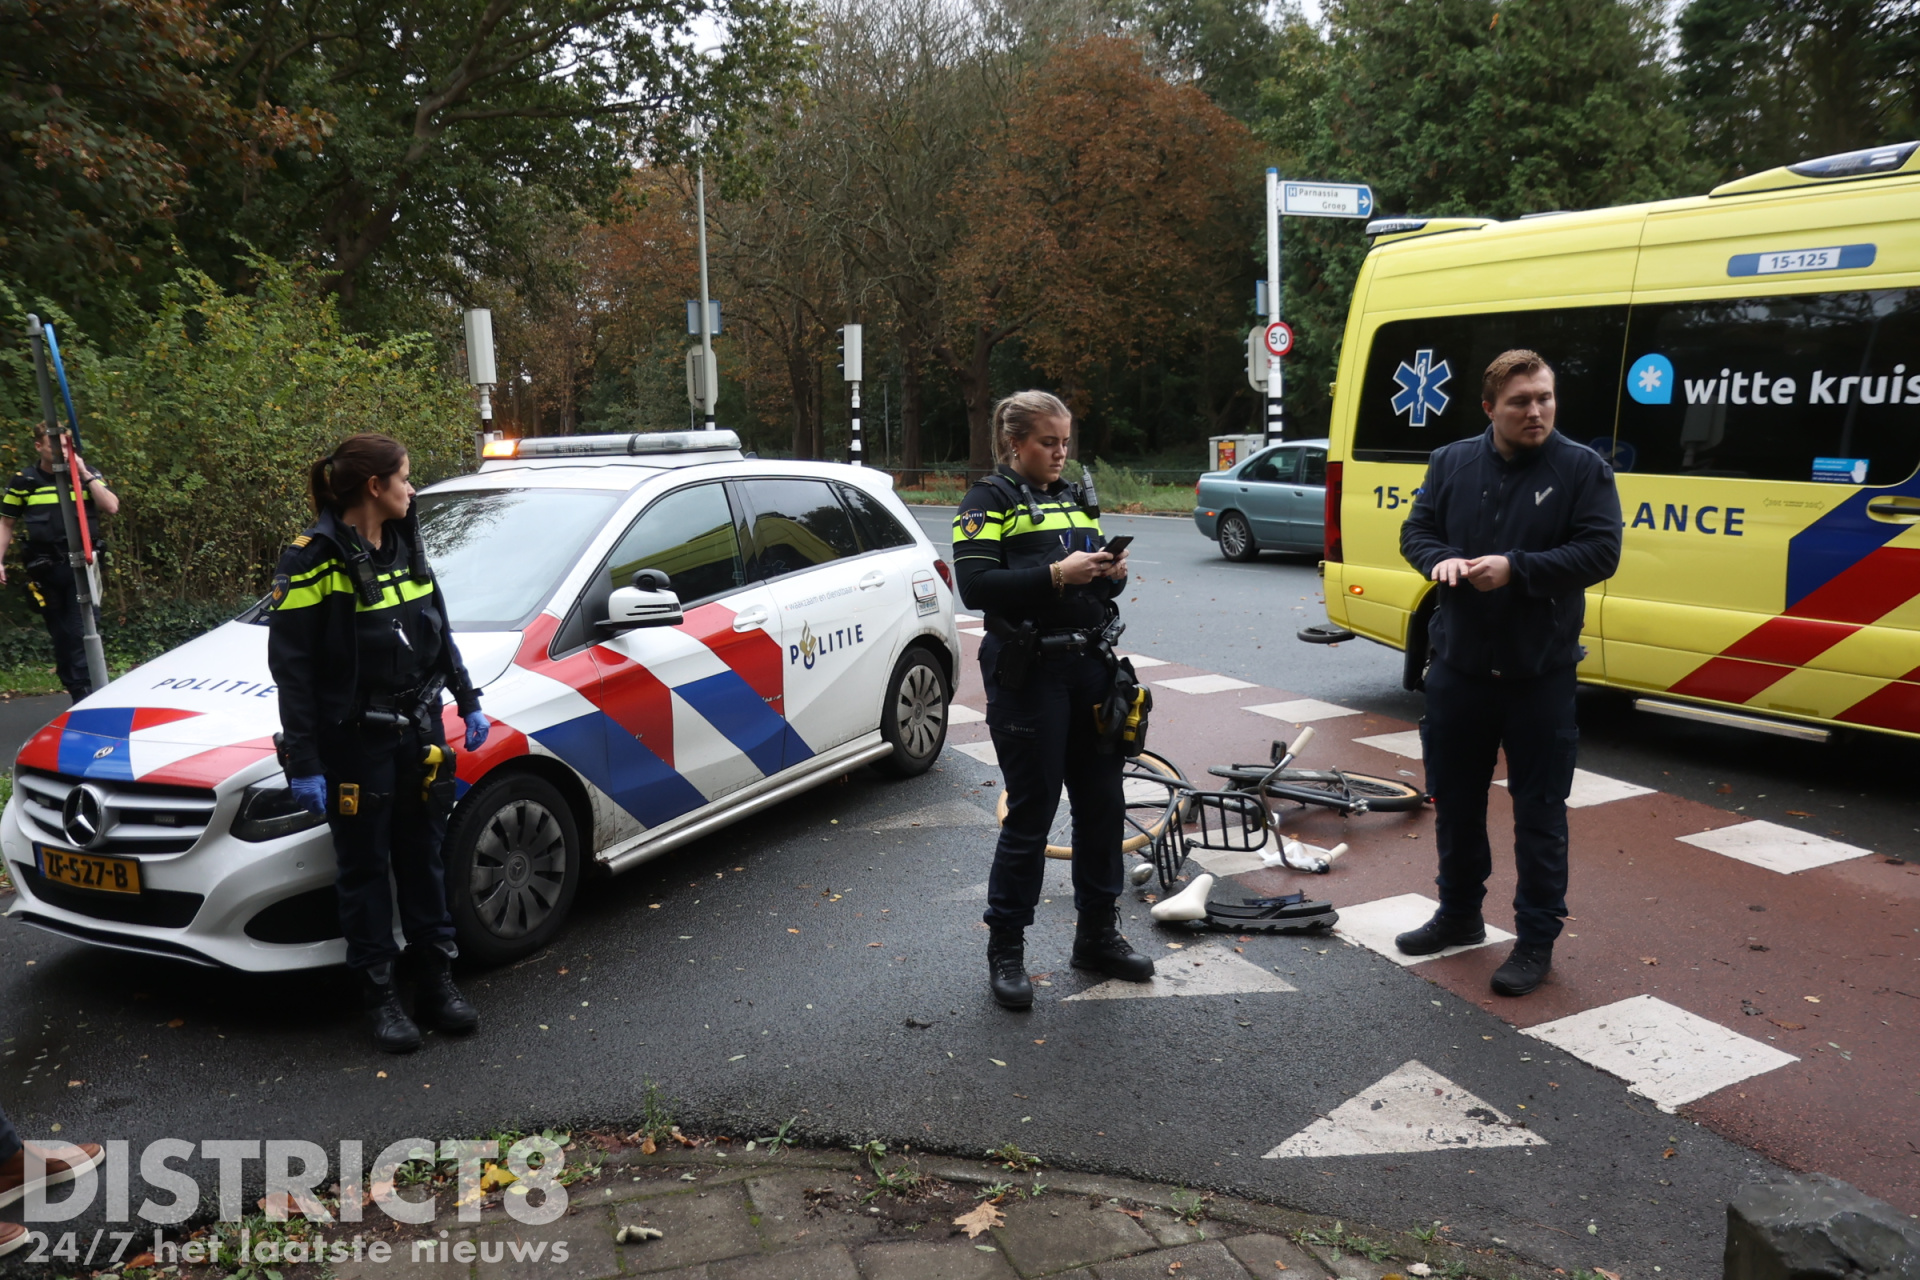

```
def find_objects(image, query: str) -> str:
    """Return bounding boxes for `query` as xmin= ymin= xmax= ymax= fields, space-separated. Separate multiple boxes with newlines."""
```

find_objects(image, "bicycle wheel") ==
xmin=1260 ymin=771 xmax=1426 ymax=813
xmin=995 ymin=749 xmax=1189 ymax=859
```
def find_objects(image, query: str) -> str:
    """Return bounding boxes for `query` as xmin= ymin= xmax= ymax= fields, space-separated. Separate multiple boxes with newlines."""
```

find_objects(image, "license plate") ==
xmin=36 ymin=844 xmax=142 ymax=895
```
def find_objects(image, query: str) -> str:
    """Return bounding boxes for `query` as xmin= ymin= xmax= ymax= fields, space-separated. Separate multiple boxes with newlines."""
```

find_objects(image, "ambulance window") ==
xmin=1352 ymin=306 xmax=1628 ymax=463
xmin=1617 ymin=288 xmax=1920 ymax=485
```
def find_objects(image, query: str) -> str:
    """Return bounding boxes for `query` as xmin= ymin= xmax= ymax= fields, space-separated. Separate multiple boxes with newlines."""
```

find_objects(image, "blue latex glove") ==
xmin=464 ymin=711 xmax=490 ymax=752
xmin=289 ymin=775 xmax=328 ymax=815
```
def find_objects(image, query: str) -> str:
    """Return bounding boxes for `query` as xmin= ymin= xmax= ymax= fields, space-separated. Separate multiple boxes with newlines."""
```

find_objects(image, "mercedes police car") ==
xmin=3 ymin=432 xmax=960 ymax=971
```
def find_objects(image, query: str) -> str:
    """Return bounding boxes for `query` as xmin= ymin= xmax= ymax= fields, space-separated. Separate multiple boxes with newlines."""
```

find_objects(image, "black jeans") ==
xmin=320 ymin=721 xmax=457 ymax=971
xmin=979 ymin=634 xmax=1124 ymax=930
xmin=25 ymin=557 xmax=98 ymax=701
xmin=0 ymin=1099 xmax=18 ymax=1164
xmin=1419 ymin=659 xmax=1579 ymax=945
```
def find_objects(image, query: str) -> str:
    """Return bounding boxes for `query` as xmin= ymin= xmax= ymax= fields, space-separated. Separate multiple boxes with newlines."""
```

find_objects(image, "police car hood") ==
xmin=12 ymin=622 xmax=524 ymax=791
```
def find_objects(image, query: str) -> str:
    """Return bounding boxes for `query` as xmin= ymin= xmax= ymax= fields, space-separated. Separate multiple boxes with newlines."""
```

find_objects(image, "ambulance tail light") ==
xmin=1324 ymin=461 xmax=1344 ymax=563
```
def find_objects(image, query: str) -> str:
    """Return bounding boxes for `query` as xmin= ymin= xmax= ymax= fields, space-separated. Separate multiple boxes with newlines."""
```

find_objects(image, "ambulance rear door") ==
xmin=1606 ymin=179 xmax=1920 ymax=733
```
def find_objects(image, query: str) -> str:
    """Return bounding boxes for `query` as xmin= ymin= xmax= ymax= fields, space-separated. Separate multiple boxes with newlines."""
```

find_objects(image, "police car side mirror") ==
xmin=603 ymin=572 xmax=682 ymax=632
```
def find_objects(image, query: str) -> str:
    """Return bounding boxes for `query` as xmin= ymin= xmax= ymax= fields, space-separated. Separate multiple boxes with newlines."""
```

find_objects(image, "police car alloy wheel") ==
xmin=873 ymin=647 xmax=948 ymax=778
xmin=444 ymin=771 xmax=582 ymax=966
xmin=1218 ymin=511 xmax=1258 ymax=561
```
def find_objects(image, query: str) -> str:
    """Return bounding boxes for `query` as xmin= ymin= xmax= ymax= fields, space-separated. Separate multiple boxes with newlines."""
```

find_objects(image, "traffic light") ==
xmin=838 ymin=324 xmax=863 ymax=384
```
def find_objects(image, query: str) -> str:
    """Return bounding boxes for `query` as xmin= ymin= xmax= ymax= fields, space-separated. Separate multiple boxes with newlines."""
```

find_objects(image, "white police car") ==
xmin=2 ymin=432 xmax=960 ymax=971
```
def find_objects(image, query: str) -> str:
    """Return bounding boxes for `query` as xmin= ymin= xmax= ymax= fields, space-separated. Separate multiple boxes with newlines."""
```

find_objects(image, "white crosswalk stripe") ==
xmin=1333 ymin=894 xmax=1513 ymax=966
xmin=1675 ymin=820 xmax=1871 ymax=874
xmin=1523 ymin=995 xmax=1798 ymax=1112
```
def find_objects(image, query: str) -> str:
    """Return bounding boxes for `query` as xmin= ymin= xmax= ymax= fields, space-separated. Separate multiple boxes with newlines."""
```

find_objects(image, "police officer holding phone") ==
xmin=268 ymin=433 xmax=490 ymax=1053
xmin=952 ymin=391 xmax=1153 ymax=1010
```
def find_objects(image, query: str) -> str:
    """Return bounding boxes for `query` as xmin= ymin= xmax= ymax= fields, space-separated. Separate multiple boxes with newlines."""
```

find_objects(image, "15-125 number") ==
xmin=1373 ymin=485 xmax=1411 ymax=509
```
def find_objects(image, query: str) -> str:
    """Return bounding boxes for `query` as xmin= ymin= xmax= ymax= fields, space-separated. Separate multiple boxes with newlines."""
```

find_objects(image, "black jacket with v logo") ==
xmin=1400 ymin=427 xmax=1622 ymax=680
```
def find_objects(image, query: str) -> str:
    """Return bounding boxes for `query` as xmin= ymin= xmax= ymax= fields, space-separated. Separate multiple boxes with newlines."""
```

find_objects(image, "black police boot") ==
xmin=1490 ymin=941 xmax=1553 ymax=997
xmin=360 ymin=962 xmax=422 ymax=1054
xmin=408 ymin=940 xmax=479 ymax=1035
xmin=1071 ymin=904 xmax=1155 ymax=982
xmin=1393 ymin=911 xmax=1487 ymax=956
xmin=986 ymin=928 xmax=1033 ymax=1010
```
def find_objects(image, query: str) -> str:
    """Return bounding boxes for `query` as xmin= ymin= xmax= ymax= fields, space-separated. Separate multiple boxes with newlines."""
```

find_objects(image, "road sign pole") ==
xmin=1265 ymin=168 xmax=1284 ymax=447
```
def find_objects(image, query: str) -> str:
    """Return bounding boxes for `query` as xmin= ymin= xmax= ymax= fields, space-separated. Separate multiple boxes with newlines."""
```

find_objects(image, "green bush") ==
xmin=2 ymin=257 xmax=472 ymax=608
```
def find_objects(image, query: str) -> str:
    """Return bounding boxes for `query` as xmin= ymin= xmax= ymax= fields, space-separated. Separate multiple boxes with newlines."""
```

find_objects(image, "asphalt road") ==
xmin=1 ymin=509 xmax=1912 ymax=1277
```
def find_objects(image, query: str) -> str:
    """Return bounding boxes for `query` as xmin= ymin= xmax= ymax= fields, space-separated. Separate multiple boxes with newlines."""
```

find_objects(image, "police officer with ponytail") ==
xmin=953 ymin=391 xmax=1153 ymax=1010
xmin=268 ymin=434 xmax=490 ymax=1053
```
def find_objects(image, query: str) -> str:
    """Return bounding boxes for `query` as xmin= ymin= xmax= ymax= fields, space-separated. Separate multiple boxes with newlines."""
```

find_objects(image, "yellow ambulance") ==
xmin=1320 ymin=141 xmax=1920 ymax=740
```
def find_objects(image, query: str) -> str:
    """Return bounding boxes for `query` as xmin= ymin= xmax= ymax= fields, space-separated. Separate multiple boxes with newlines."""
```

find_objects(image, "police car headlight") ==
xmin=232 ymin=784 xmax=327 ymax=843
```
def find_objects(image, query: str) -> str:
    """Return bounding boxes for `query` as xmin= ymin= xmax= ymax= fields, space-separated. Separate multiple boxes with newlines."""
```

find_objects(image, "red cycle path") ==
xmin=948 ymin=631 xmax=1920 ymax=1211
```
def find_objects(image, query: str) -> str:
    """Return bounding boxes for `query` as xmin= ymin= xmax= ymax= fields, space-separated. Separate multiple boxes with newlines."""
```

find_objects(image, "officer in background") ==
xmin=1396 ymin=349 xmax=1622 ymax=996
xmin=268 ymin=433 xmax=490 ymax=1053
xmin=0 ymin=427 xmax=118 ymax=702
xmin=953 ymin=390 xmax=1154 ymax=1010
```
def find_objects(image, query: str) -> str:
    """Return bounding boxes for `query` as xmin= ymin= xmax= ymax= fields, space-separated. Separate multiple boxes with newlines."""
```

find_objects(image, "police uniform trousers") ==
xmin=1419 ymin=659 xmax=1579 ymax=945
xmin=320 ymin=720 xmax=458 ymax=971
xmin=979 ymin=633 xmax=1125 ymax=930
xmin=25 ymin=557 xmax=98 ymax=700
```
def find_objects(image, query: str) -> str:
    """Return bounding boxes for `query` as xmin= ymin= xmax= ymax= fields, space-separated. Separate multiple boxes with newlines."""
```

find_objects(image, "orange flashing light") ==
xmin=481 ymin=439 xmax=519 ymax=458
xmin=1349 ymin=584 xmax=1364 ymax=595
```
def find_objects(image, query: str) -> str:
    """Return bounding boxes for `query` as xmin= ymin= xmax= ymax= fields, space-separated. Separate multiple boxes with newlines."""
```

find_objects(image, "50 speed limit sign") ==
xmin=1263 ymin=321 xmax=1295 ymax=358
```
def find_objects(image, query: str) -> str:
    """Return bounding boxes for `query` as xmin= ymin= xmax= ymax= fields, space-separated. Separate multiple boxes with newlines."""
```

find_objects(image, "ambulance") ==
xmin=1321 ymin=141 xmax=1920 ymax=741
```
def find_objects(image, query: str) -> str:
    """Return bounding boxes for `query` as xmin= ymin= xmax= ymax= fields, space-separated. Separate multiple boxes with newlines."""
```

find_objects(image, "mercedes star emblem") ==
xmin=62 ymin=783 xmax=109 ymax=849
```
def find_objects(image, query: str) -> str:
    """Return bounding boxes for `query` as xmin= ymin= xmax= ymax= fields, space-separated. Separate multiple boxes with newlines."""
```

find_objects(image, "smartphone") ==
xmin=1101 ymin=536 xmax=1133 ymax=556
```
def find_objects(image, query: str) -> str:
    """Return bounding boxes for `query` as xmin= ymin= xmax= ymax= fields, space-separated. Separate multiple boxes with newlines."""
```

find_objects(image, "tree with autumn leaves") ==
xmin=939 ymin=35 xmax=1256 ymax=469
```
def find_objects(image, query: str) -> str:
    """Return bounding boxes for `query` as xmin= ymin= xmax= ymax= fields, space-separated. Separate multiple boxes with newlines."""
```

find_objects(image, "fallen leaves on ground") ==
xmin=954 ymin=1201 xmax=1004 ymax=1238
xmin=1640 ymin=957 xmax=1659 ymax=966
xmin=480 ymin=1163 xmax=518 ymax=1192
xmin=1804 ymin=995 xmax=1821 ymax=1003
xmin=257 ymin=1191 xmax=306 ymax=1219
xmin=1596 ymin=1270 xmax=1622 ymax=1280
xmin=166 ymin=1019 xmax=184 ymax=1028
xmin=1785 ymin=810 xmax=1812 ymax=818
xmin=1770 ymin=1019 xmax=1806 ymax=1031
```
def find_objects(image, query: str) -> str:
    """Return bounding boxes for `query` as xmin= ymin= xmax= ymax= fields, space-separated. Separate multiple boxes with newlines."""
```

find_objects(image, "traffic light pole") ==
xmin=840 ymin=324 xmax=864 ymax=466
xmin=695 ymin=164 xmax=716 ymax=431
xmin=1265 ymin=168 xmax=1284 ymax=447
xmin=26 ymin=315 xmax=110 ymax=696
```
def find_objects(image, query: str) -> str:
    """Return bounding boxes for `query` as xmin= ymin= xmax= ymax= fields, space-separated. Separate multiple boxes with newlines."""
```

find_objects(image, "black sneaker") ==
xmin=1393 ymin=912 xmax=1486 ymax=956
xmin=1490 ymin=942 xmax=1553 ymax=996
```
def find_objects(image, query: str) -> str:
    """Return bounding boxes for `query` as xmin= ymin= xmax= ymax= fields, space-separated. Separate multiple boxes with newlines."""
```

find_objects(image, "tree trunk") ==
xmin=960 ymin=327 xmax=994 ymax=481
xmin=900 ymin=358 xmax=923 ymax=486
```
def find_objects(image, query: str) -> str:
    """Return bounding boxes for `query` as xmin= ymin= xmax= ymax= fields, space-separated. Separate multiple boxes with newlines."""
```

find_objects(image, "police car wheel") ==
xmin=873 ymin=646 xmax=948 ymax=779
xmin=445 ymin=772 xmax=582 ymax=966
xmin=1218 ymin=512 xmax=1258 ymax=562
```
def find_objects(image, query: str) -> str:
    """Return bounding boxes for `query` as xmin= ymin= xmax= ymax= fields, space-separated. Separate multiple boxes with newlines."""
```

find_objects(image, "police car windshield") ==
xmin=416 ymin=488 xmax=621 ymax=630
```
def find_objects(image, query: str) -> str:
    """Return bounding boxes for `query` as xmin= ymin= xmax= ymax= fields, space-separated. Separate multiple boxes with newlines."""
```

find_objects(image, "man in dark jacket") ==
xmin=1396 ymin=349 xmax=1622 ymax=995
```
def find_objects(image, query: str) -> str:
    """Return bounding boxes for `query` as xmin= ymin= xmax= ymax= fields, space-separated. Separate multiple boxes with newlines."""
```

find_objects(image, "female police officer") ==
xmin=952 ymin=391 xmax=1153 ymax=1009
xmin=268 ymin=434 xmax=490 ymax=1053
